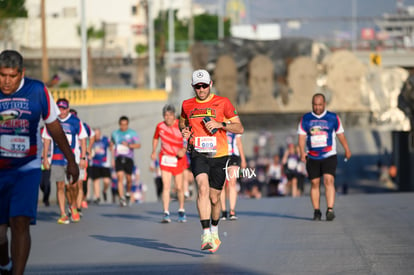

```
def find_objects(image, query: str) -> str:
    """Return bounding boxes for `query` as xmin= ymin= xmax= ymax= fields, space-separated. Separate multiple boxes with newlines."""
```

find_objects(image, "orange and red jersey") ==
xmin=180 ymin=94 xmax=239 ymax=158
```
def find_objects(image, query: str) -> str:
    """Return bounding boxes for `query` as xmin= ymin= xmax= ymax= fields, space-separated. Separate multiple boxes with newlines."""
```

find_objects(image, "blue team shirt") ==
xmin=44 ymin=113 xmax=86 ymax=166
xmin=0 ymin=77 xmax=58 ymax=170
xmin=92 ymin=136 xmax=110 ymax=167
xmin=298 ymin=110 xmax=344 ymax=160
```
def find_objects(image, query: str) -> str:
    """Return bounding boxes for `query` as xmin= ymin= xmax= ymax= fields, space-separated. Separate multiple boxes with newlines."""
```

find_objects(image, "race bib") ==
xmin=287 ymin=158 xmax=298 ymax=170
xmin=194 ymin=136 xmax=217 ymax=153
xmin=116 ymin=144 xmax=129 ymax=155
xmin=0 ymin=135 xmax=30 ymax=158
xmin=310 ymin=134 xmax=327 ymax=148
xmin=161 ymin=155 xmax=178 ymax=167
xmin=65 ymin=134 xmax=72 ymax=145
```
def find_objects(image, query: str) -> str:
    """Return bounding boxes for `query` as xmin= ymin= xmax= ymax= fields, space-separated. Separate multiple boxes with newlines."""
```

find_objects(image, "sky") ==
xmin=194 ymin=0 xmax=414 ymax=38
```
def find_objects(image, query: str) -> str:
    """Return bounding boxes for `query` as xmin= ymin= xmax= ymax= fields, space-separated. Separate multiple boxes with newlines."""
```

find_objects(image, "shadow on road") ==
xmin=91 ymin=235 xmax=204 ymax=258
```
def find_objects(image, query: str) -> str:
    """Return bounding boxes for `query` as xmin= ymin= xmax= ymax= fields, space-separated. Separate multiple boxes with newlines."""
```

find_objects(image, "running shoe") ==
xmin=178 ymin=211 xmax=187 ymax=223
xmin=326 ymin=208 xmax=336 ymax=221
xmin=119 ymin=197 xmax=127 ymax=207
xmin=103 ymin=192 xmax=107 ymax=202
xmin=57 ymin=214 xmax=70 ymax=224
xmin=208 ymin=232 xmax=221 ymax=253
xmin=94 ymin=198 xmax=101 ymax=205
xmin=229 ymin=210 xmax=238 ymax=220
xmin=162 ymin=212 xmax=171 ymax=223
xmin=125 ymin=192 xmax=131 ymax=206
xmin=313 ymin=209 xmax=322 ymax=221
xmin=220 ymin=211 xmax=228 ymax=221
xmin=201 ymin=233 xmax=213 ymax=250
xmin=81 ymin=200 xmax=88 ymax=209
xmin=0 ymin=261 xmax=12 ymax=275
xmin=71 ymin=208 xmax=80 ymax=223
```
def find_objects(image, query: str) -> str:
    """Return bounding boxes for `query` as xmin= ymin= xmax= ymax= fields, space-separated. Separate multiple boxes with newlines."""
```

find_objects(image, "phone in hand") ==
xmin=202 ymin=117 xmax=217 ymax=134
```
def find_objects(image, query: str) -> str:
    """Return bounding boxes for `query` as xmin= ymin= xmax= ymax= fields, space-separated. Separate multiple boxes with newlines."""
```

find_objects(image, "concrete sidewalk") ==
xmin=26 ymin=192 xmax=414 ymax=274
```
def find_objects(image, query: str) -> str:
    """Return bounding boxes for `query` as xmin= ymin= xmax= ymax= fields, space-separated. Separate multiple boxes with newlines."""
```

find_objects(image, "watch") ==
xmin=221 ymin=122 xmax=227 ymax=128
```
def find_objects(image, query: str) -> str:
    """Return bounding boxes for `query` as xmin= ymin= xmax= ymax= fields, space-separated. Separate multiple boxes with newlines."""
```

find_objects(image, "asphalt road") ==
xmin=26 ymin=191 xmax=414 ymax=275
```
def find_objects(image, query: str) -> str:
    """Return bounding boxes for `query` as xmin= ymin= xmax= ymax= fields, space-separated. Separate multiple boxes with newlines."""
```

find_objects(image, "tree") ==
xmin=194 ymin=13 xmax=231 ymax=41
xmin=0 ymin=0 xmax=27 ymax=41
xmin=0 ymin=0 xmax=27 ymax=18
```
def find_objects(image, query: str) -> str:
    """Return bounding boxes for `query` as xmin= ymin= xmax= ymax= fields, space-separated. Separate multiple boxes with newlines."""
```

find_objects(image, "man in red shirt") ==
xmin=180 ymin=69 xmax=244 ymax=253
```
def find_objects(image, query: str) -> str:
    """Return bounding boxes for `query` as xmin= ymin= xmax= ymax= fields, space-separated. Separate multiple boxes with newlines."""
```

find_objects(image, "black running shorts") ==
xmin=115 ymin=156 xmax=134 ymax=175
xmin=306 ymin=155 xmax=337 ymax=180
xmin=228 ymin=155 xmax=241 ymax=167
xmin=190 ymin=151 xmax=229 ymax=190
xmin=89 ymin=166 xmax=111 ymax=180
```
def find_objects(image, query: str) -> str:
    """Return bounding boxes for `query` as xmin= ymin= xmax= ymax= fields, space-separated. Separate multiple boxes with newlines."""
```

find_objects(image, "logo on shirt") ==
xmin=189 ymin=108 xmax=216 ymax=118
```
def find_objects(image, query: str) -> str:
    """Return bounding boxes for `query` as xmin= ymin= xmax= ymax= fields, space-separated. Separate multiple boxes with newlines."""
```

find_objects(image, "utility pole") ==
xmin=148 ymin=0 xmax=156 ymax=89
xmin=188 ymin=0 xmax=194 ymax=47
xmin=218 ymin=0 xmax=224 ymax=40
xmin=351 ymin=0 xmax=357 ymax=51
xmin=166 ymin=0 xmax=175 ymax=93
xmin=80 ymin=0 xmax=88 ymax=89
xmin=41 ymin=0 xmax=49 ymax=84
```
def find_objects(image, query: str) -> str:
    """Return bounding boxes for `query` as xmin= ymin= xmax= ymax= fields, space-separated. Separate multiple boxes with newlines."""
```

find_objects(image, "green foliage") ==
xmin=194 ymin=13 xmax=231 ymax=41
xmin=152 ymin=10 xmax=231 ymax=53
xmin=76 ymin=25 xmax=105 ymax=43
xmin=135 ymin=44 xmax=148 ymax=54
xmin=0 ymin=0 xmax=28 ymax=18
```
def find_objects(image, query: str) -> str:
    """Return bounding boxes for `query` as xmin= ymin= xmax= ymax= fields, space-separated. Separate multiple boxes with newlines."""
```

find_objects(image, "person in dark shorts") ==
xmin=90 ymin=128 xmax=112 ymax=203
xmin=111 ymin=116 xmax=141 ymax=206
xmin=0 ymin=50 xmax=79 ymax=275
xmin=180 ymin=69 xmax=244 ymax=253
xmin=298 ymin=93 xmax=351 ymax=221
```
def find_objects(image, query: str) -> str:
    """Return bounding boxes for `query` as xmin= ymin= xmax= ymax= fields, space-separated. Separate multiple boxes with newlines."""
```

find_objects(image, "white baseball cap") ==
xmin=192 ymin=69 xmax=211 ymax=85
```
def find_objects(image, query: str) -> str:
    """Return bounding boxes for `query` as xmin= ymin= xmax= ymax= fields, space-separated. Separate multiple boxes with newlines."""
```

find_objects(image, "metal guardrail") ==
xmin=49 ymin=88 xmax=168 ymax=106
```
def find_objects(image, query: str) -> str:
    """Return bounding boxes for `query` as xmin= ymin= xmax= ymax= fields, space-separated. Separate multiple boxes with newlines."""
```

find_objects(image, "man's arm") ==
xmin=207 ymin=117 xmax=244 ymax=134
xmin=222 ymin=117 xmax=244 ymax=134
xmin=45 ymin=120 xmax=79 ymax=183
xmin=42 ymin=138 xmax=51 ymax=169
xmin=236 ymin=135 xmax=247 ymax=169
xmin=298 ymin=134 xmax=307 ymax=163
xmin=337 ymin=133 xmax=352 ymax=160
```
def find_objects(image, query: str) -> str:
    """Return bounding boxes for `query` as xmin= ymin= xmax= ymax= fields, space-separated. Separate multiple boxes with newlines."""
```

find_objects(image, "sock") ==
xmin=164 ymin=210 xmax=170 ymax=215
xmin=203 ymin=228 xmax=210 ymax=235
xmin=211 ymin=225 xmax=218 ymax=234
xmin=178 ymin=208 xmax=185 ymax=212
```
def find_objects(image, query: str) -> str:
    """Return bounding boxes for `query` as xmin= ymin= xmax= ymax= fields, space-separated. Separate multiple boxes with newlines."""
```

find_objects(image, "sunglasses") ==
xmin=193 ymin=83 xmax=209 ymax=89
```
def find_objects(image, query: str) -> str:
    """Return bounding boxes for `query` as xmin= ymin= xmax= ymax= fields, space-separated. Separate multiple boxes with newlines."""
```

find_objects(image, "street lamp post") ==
xmin=80 ymin=0 xmax=88 ymax=89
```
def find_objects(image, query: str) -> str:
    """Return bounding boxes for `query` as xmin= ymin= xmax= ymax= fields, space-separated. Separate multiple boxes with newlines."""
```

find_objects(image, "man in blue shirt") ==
xmin=111 ymin=116 xmax=141 ymax=206
xmin=298 ymin=93 xmax=351 ymax=221
xmin=0 ymin=50 xmax=78 ymax=275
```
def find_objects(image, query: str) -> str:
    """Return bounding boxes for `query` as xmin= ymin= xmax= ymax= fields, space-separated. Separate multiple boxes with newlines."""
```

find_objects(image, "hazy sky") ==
xmin=194 ymin=0 xmax=414 ymax=37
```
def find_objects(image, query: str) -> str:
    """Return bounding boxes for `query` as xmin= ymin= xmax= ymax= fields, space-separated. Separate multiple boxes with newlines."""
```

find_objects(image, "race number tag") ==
xmin=0 ymin=135 xmax=30 ymax=158
xmin=116 ymin=144 xmax=129 ymax=155
xmin=194 ymin=136 xmax=217 ymax=153
xmin=287 ymin=158 xmax=298 ymax=170
xmin=65 ymin=134 xmax=72 ymax=146
xmin=161 ymin=155 xmax=178 ymax=167
xmin=310 ymin=134 xmax=327 ymax=148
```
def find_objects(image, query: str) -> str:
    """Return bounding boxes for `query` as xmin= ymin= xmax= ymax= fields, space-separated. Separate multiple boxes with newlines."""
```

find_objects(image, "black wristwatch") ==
xmin=221 ymin=122 xmax=227 ymax=128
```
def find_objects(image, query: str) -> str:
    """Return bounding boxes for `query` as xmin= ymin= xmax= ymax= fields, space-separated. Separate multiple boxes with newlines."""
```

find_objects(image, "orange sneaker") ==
xmin=71 ymin=208 xmax=80 ymax=222
xmin=81 ymin=200 xmax=88 ymax=209
xmin=57 ymin=214 xmax=70 ymax=224
xmin=209 ymin=232 xmax=221 ymax=253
